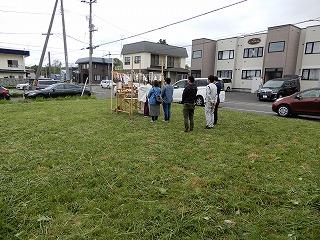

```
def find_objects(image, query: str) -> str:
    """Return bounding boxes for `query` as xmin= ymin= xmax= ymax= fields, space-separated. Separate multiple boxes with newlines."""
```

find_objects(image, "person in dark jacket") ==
xmin=182 ymin=75 xmax=197 ymax=132
xmin=214 ymin=76 xmax=222 ymax=125
xmin=161 ymin=77 xmax=174 ymax=122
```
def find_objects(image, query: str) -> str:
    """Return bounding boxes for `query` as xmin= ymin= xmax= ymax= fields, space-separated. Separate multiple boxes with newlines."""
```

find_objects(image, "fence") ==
xmin=0 ymin=78 xmax=29 ymax=88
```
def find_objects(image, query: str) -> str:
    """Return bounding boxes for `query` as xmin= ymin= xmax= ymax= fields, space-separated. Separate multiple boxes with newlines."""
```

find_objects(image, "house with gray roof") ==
xmin=121 ymin=41 xmax=189 ymax=82
xmin=0 ymin=48 xmax=30 ymax=79
xmin=75 ymin=57 xmax=112 ymax=83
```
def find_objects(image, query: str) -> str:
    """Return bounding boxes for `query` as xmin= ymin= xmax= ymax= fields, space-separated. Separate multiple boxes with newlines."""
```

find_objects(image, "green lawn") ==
xmin=0 ymin=99 xmax=319 ymax=239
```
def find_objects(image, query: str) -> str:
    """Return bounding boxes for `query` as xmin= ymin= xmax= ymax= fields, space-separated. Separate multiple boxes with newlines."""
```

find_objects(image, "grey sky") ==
xmin=0 ymin=0 xmax=319 ymax=66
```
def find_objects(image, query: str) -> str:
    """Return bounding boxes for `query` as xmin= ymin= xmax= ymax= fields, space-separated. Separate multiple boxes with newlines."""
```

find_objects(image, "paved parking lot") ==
xmin=221 ymin=92 xmax=274 ymax=115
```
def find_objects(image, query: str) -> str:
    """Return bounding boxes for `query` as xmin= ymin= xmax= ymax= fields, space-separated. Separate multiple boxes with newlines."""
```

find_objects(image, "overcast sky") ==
xmin=0 ymin=0 xmax=320 ymax=67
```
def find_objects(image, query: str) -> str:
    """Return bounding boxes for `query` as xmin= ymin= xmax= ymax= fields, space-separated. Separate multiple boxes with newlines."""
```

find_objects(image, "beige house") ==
xmin=296 ymin=25 xmax=320 ymax=90
xmin=192 ymin=24 xmax=320 ymax=91
xmin=0 ymin=48 xmax=30 ymax=79
xmin=121 ymin=41 xmax=189 ymax=82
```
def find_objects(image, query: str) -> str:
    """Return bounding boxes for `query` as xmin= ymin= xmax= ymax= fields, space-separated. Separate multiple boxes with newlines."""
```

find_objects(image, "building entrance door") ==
xmin=265 ymin=68 xmax=283 ymax=82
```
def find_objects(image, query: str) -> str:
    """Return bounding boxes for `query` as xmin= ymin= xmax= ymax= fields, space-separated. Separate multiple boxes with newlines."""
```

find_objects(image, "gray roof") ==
xmin=75 ymin=57 xmax=112 ymax=64
xmin=121 ymin=41 xmax=188 ymax=58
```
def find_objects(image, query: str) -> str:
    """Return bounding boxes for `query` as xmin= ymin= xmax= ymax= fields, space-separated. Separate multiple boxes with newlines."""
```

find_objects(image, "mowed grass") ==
xmin=0 ymin=99 xmax=319 ymax=239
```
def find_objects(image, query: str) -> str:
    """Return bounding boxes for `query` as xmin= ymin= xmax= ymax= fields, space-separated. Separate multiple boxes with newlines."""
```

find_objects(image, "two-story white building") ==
xmin=0 ymin=48 xmax=30 ymax=79
xmin=296 ymin=25 xmax=320 ymax=89
xmin=192 ymin=24 xmax=320 ymax=91
xmin=121 ymin=41 xmax=189 ymax=82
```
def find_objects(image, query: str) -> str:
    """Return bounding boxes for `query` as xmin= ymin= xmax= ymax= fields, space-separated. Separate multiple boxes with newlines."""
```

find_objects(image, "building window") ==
xmin=302 ymin=69 xmax=320 ymax=80
xmin=268 ymin=41 xmax=285 ymax=53
xmin=124 ymin=57 xmax=131 ymax=65
xmin=94 ymin=64 xmax=97 ymax=69
xmin=192 ymin=50 xmax=202 ymax=59
xmin=134 ymin=56 xmax=141 ymax=64
xmin=218 ymin=50 xmax=234 ymax=60
xmin=94 ymin=75 xmax=101 ymax=81
xmin=151 ymin=54 xmax=159 ymax=66
xmin=191 ymin=70 xmax=201 ymax=78
xmin=244 ymin=47 xmax=263 ymax=58
xmin=217 ymin=70 xmax=232 ymax=79
xmin=167 ymin=56 xmax=174 ymax=68
xmin=7 ymin=60 xmax=18 ymax=68
xmin=241 ymin=70 xmax=261 ymax=79
xmin=305 ymin=42 xmax=320 ymax=54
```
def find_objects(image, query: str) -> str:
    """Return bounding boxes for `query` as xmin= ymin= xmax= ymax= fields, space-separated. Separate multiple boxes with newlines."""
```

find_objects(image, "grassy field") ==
xmin=0 ymin=99 xmax=319 ymax=239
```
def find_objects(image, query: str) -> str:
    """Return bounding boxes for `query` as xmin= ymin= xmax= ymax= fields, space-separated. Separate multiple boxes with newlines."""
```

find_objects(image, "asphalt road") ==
xmin=12 ymin=86 xmax=319 ymax=121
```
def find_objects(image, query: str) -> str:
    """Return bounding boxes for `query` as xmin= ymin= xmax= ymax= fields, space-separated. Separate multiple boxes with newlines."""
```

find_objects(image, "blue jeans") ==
xmin=162 ymin=102 xmax=171 ymax=121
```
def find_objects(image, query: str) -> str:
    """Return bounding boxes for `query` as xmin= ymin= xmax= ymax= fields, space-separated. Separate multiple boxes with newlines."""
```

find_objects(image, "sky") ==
xmin=0 ymin=0 xmax=320 ymax=67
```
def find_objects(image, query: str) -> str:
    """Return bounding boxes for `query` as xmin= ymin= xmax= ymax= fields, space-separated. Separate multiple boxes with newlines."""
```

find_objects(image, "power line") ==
xmin=0 ymin=9 xmax=54 ymax=15
xmin=94 ymin=0 xmax=248 ymax=48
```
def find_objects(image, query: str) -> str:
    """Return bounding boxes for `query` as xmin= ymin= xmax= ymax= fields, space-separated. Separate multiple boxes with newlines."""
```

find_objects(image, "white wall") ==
xmin=0 ymin=54 xmax=26 ymax=78
xmin=234 ymin=34 xmax=267 ymax=90
xmin=215 ymin=37 xmax=237 ymax=75
xmin=296 ymin=26 xmax=320 ymax=90
xmin=123 ymin=52 xmax=151 ymax=70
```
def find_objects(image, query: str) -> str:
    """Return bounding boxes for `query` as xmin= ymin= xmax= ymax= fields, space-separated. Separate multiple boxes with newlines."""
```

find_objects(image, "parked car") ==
xmin=16 ymin=83 xmax=30 ymax=90
xmin=36 ymin=79 xmax=60 ymax=90
xmin=172 ymin=78 xmax=225 ymax=106
xmin=0 ymin=85 xmax=10 ymax=100
xmin=100 ymin=80 xmax=114 ymax=89
xmin=257 ymin=76 xmax=300 ymax=101
xmin=220 ymin=78 xmax=232 ymax=91
xmin=272 ymin=88 xmax=320 ymax=117
xmin=24 ymin=83 xmax=91 ymax=99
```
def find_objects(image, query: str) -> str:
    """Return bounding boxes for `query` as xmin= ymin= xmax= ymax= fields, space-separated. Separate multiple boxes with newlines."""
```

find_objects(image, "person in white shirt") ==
xmin=205 ymin=75 xmax=218 ymax=129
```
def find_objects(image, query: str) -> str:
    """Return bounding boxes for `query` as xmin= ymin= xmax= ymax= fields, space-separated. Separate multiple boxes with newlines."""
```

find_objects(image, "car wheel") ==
xmin=195 ymin=96 xmax=204 ymax=106
xmin=277 ymin=104 xmax=290 ymax=117
xmin=226 ymin=86 xmax=231 ymax=92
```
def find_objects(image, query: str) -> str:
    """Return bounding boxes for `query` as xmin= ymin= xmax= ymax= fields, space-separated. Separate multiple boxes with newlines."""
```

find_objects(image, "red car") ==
xmin=272 ymin=88 xmax=320 ymax=117
xmin=0 ymin=85 xmax=10 ymax=100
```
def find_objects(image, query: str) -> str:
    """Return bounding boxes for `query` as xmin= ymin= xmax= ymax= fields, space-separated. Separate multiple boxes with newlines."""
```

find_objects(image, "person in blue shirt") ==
xmin=214 ymin=76 xmax=222 ymax=125
xmin=161 ymin=77 xmax=174 ymax=122
xmin=147 ymin=80 xmax=161 ymax=122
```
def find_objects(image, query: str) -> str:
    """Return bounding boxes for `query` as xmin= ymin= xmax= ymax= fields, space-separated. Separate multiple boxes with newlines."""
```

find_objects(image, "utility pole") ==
xmin=36 ymin=0 xmax=59 ymax=81
xmin=48 ymin=51 xmax=52 ymax=77
xmin=60 ymin=0 xmax=70 ymax=82
xmin=82 ymin=0 xmax=97 ymax=91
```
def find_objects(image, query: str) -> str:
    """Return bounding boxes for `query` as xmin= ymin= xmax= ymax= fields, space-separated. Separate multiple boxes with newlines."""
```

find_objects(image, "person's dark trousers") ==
xmin=214 ymin=98 xmax=220 ymax=125
xmin=163 ymin=102 xmax=171 ymax=121
xmin=183 ymin=104 xmax=195 ymax=131
xmin=151 ymin=116 xmax=158 ymax=121
xmin=144 ymin=99 xmax=149 ymax=116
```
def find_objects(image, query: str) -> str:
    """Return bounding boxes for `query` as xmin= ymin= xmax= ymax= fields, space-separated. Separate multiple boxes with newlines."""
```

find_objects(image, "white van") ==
xmin=172 ymin=78 xmax=225 ymax=106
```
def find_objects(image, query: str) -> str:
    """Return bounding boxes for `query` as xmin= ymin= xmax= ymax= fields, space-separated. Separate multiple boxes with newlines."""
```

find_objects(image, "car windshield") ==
xmin=263 ymin=80 xmax=284 ymax=88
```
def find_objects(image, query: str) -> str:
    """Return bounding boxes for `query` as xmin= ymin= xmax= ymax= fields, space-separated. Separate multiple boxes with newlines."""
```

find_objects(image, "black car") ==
xmin=257 ymin=76 xmax=300 ymax=101
xmin=24 ymin=83 xmax=91 ymax=99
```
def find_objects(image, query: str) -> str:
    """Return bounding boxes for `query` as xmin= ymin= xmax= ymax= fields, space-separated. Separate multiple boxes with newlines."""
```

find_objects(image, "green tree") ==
xmin=113 ymin=58 xmax=123 ymax=70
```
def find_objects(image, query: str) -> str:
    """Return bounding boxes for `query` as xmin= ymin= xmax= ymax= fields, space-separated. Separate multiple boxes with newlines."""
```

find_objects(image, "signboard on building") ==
xmin=248 ymin=38 xmax=261 ymax=45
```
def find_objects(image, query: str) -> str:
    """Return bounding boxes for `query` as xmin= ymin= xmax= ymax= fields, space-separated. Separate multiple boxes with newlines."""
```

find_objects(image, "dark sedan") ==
xmin=0 ymin=85 xmax=10 ymax=100
xmin=24 ymin=83 xmax=91 ymax=99
xmin=272 ymin=88 xmax=320 ymax=117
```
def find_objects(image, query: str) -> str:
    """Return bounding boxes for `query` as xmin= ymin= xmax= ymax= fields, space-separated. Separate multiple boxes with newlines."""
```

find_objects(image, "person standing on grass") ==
xmin=144 ymin=81 xmax=152 ymax=117
xmin=182 ymin=75 xmax=197 ymax=132
xmin=161 ymin=77 xmax=174 ymax=122
xmin=205 ymin=75 xmax=218 ymax=129
xmin=214 ymin=76 xmax=222 ymax=125
xmin=147 ymin=80 xmax=161 ymax=123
